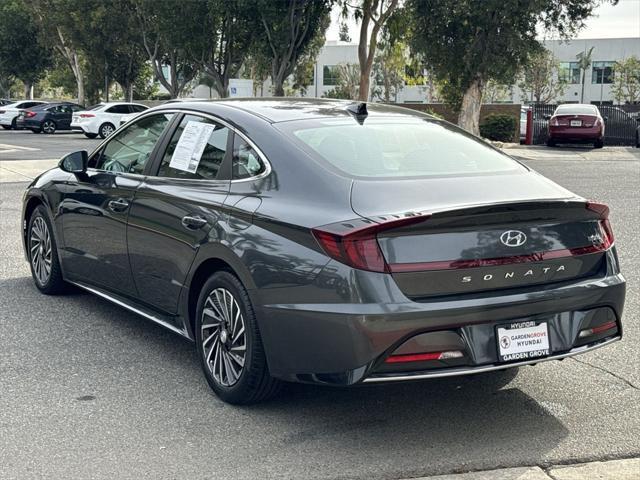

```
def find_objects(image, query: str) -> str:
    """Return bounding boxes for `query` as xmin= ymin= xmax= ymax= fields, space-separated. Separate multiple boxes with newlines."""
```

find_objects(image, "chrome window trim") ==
xmin=94 ymin=107 xmax=273 ymax=184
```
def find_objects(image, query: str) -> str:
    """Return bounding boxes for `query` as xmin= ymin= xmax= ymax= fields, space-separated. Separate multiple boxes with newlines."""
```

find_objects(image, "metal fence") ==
xmin=531 ymin=104 xmax=638 ymax=146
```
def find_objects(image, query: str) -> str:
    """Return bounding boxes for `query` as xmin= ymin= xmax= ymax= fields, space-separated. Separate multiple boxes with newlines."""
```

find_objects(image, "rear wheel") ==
xmin=42 ymin=120 xmax=56 ymax=134
xmin=195 ymin=271 xmax=281 ymax=405
xmin=1 ymin=125 xmax=11 ymax=130
xmin=99 ymin=122 xmax=115 ymax=139
xmin=594 ymin=139 xmax=604 ymax=149
xmin=84 ymin=132 xmax=98 ymax=139
xmin=27 ymin=206 xmax=67 ymax=295
xmin=11 ymin=117 xmax=18 ymax=130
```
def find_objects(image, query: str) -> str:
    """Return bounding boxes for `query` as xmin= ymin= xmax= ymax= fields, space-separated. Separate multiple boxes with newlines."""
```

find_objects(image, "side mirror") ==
xmin=59 ymin=151 xmax=88 ymax=173
xmin=544 ymin=115 xmax=551 ymax=120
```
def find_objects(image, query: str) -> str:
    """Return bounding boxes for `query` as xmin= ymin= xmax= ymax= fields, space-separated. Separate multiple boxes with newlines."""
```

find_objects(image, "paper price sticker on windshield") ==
xmin=169 ymin=121 xmax=215 ymax=173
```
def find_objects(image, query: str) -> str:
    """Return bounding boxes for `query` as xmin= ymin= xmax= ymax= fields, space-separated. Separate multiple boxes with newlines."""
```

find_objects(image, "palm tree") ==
xmin=576 ymin=46 xmax=594 ymax=103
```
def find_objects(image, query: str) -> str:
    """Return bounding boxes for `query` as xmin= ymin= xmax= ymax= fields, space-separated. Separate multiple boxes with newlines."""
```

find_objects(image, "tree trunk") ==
xmin=24 ymin=81 xmax=33 ymax=100
xmin=273 ymin=80 xmax=285 ymax=97
xmin=457 ymin=78 xmax=484 ymax=136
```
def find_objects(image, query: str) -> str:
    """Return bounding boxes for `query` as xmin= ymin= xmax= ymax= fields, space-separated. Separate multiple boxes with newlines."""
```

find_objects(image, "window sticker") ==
xmin=169 ymin=121 xmax=216 ymax=173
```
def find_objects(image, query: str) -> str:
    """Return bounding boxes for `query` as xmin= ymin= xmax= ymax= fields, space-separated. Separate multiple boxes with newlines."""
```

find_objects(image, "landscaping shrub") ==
xmin=479 ymin=114 xmax=517 ymax=142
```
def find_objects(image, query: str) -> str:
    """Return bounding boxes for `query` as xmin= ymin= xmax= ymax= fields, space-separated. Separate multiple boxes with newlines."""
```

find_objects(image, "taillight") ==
xmin=385 ymin=350 xmax=464 ymax=363
xmin=80 ymin=113 xmax=95 ymax=118
xmin=312 ymin=214 xmax=430 ymax=273
xmin=25 ymin=111 xmax=36 ymax=118
xmin=586 ymin=201 xmax=614 ymax=248
xmin=550 ymin=116 xmax=559 ymax=126
xmin=594 ymin=118 xmax=602 ymax=127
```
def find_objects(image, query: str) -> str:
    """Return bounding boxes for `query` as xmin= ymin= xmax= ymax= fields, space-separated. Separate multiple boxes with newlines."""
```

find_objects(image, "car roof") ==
xmin=6 ymin=100 xmax=47 ymax=107
xmin=32 ymin=102 xmax=78 ymax=109
xmin=159 ymin=97 xmax=435 ymax=124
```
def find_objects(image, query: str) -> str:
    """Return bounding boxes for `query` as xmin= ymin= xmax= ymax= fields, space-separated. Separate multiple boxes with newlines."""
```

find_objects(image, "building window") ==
xmin=592 ymin=61 xmax=614 ymax=84
xmin=559 ymin=62 xmax=580 ymax=84
xmin=323 ymin=65 xmax=339 ymax=86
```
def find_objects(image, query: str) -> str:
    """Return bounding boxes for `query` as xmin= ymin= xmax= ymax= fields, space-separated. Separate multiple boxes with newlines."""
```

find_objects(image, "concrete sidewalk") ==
xmin=407 ymin=458 xmax=640 ymax=480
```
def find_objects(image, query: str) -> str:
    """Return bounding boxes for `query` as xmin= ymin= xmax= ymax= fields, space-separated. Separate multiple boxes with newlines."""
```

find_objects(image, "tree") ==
xmin=28 ymin=0 xmax=87 ymax=104
xmin=342 ymin=0 xmax=399 ymax=101
xmin=371 ymin=41 xmax=406 ymax=102
xmin=134 ymin=0 xmax=201 ymax=99
xmin=257 ymin=0 xmax=333 ymax=97
xmin=0 ymin=0 xmax=52 ymax=99
xmin=611 ymin=56 xmax=640 ymax=104
xmin=518 ymin=48 xmax=567 ymax=103
xmin=407 ymin=0 xmax=615 ymax=135
xmin=338 ymin=22 xmax=351 ymax=42
xmin=576 ymin=46 xmax=594 ymax=103
xmin=190 ymin=0 xmax=257 ymax=98
xmin=484 ymin=80 xmax=513 ymax=103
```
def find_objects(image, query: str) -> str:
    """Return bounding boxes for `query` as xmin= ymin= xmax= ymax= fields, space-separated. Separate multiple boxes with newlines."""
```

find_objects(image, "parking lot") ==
xmin=0 ymin=131 xmax=639 ymax=479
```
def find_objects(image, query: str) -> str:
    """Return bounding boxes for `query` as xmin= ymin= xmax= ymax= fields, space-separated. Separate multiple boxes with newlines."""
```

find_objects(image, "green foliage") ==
xmin=406 ymin=0 xmax=613 ymax=109
xmin=132 ymin=63 xmax=159 ymax=100
xmin=371 ymin=41 xmax=406 ymax=102
xmin=257 ymin=0 xmax=333 ymax=96
xmin=338 ymin=22 xmax=351 ymax=42
xmin=0 ymin=0 xmax=53 ymax=93
xmin=518 ymin=48 xmax=566 ymax=103
xmin=479 ymin=114 xmax=517 ymax=142
xmin=612 ymin=56 xmax=640 ymax=104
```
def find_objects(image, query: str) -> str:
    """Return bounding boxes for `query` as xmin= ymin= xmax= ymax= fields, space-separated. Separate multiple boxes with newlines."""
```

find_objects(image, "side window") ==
xmin=70 ymin=104 xmax=82 ymax=112
xmin=106 ymin=105 xmax=130 ymax=114
xmin=131 ymin=105 xmax=148 ymax=113
xmin=157 ymin=115 xmax=229 ymax=180
xmin=232 ymin=135 xmax=265 ymax=180
xmin=89 ymin=113 xmax=174 ymax=174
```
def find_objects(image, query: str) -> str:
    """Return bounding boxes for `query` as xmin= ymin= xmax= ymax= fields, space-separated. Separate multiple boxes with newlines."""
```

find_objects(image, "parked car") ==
xmin=0 ymin=100 xmax=48 ymax=130
xmin=0 ymin=98 xmax=13 ymax=106
xmin=71 ymin=102 xmax=148 ymax=138
xmin=546 ymin=103 xmax=605 ymax=148
xmin=22 ymin=99 xmax=625 ymax=405
xmin=16 ymin=102 xmax=84 ymax=134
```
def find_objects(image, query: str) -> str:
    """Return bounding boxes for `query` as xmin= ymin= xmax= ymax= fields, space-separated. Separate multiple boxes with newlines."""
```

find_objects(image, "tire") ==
xmin=195 ymin=271 xmax=281 ymax=405
xmin=27 ymin=206 xmax=68 ymax=295
xmin=546 ymin=138 xmax=555 ymax=147
xmin=594 ymin=139 xmax=604 ymax=149
xmin=42 ymin=120 xmax=56 ymax=134
xmin=84 ymin=132 xmax=98 ymax=139
xmin=99 ymin=122 xmax=115 ymax=139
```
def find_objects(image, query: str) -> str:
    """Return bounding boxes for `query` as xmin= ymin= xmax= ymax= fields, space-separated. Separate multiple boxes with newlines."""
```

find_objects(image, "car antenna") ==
xmin=346 ymin=102 xmax=368 ymax=125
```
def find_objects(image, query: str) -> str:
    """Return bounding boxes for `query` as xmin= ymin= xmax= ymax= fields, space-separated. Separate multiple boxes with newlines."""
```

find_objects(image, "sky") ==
xmin=325 ymin=0 xmax=640 ymax=42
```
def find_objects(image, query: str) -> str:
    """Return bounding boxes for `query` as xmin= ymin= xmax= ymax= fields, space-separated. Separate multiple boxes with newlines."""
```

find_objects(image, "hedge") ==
xmin=479 ymin=114 xmax=517 ymax=142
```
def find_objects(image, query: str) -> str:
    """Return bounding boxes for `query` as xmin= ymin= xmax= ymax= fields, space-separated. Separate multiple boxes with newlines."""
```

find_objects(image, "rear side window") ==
xmin=280 ymin=118 xmax=523 ymax=179
xmin=232 ymin=135 xmax=265 ymax=180
xmin=157 ymin=115 xmax=229 ymax=181
xmin=106 ymin=105 xmax=130 ymax=114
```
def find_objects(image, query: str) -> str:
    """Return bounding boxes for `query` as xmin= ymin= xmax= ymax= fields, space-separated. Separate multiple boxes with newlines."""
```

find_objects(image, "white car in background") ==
xmin=0 ymin=100 xmax=48 ymax=130
xmin=71 ymin=102 xmax=148 ymax=138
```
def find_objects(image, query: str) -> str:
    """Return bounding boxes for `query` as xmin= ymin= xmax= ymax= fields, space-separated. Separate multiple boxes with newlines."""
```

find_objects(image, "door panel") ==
xmin=127 ymin=114 xmax=231 ymax=313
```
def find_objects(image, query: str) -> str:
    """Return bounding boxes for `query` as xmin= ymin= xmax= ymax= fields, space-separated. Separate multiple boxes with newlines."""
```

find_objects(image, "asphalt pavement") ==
xmin=0 ymin=128 xmax=102 ymax=161
xmin=0 ymin=134 xmax=638 ymax=479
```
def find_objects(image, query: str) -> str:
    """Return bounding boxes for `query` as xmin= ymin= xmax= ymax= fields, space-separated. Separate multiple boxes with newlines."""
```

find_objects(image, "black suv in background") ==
xmin=17 ymin=102 xmax=83 ymax=134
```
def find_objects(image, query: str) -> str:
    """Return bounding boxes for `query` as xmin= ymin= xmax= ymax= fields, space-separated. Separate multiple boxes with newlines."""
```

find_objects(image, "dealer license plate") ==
xmin=496 ymin=320 xmax=549 ymax=362
xmin=570 ymin=119 xmax=582 ymax=127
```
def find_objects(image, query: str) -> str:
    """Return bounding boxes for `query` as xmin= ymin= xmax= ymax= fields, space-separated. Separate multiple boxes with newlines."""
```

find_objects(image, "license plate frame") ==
xmin=570 ymin=119 xmax=582 ymax=127
xmin=496 ymin=320 xmax=550 ymax=363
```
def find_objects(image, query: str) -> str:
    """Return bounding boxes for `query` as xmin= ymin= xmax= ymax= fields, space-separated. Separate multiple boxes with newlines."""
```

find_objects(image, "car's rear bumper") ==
xmin=254 ymin=253 xmax=625 ymax=386
xmin=549 ymin=126 xmax=603 ymax=142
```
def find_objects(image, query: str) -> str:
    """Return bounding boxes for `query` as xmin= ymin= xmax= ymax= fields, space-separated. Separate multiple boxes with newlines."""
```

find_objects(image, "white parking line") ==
xmin=0 ymin=143 xmax=41 ymax=154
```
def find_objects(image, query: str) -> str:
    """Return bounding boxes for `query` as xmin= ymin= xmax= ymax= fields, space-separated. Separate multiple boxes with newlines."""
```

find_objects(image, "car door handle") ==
xmin=181 ymin=215 xmax=208 ymax=229
xmin=108 ymin=198 xmax=130 ymax=212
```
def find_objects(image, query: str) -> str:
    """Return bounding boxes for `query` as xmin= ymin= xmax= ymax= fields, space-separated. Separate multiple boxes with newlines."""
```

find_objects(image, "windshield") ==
xmin=279 ymin=118 xmax=523 ymax=179
xmin=555 ymin=105 xmax=598 ymax=115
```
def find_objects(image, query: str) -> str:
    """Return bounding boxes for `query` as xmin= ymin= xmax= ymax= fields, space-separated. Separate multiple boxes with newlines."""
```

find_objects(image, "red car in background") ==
xmin=547 ymin=104 xmax=605 ymax=148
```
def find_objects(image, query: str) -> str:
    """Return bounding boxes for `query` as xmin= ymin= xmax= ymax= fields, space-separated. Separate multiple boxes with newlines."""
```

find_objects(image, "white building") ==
xmin=187 ymin=37 xmax=639 ymax=104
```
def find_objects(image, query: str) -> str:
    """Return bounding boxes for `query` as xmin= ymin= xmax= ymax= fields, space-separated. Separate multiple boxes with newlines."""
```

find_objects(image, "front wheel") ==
xmin=195 ymin=271 xmax=281 ymax=405
xmin=99 ymin=122 xmax=115 ymax=139
xmin=28 ymin=206 xmax=67 ymax=294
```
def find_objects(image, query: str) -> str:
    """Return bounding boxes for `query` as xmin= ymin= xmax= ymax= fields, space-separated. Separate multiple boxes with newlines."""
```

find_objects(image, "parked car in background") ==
xmin=547 ymin=104 xmax=604 ymax=148
xmin=71 ymin=102 xmax=148 ymax=138
xmin=0 ymin=100 xmax=48 ymax=130
xmin=21 ymin=99 xmax=625 ymax=404
xmin=0 ymin=98 xmax=13 ymax=106
xmin=16 ymin=102 xmax=83 ymax=134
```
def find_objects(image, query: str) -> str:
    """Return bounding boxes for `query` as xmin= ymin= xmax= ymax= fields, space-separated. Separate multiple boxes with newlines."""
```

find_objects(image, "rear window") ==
xmin=279 ymin=118 xmax=523 ymax=178
xmin=555 ymin=105 xmax=598 ymax=115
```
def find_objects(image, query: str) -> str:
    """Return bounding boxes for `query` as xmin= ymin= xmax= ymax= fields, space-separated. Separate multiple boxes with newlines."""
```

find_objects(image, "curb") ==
xmin=403 ymin=458 xmax=640 ymax=480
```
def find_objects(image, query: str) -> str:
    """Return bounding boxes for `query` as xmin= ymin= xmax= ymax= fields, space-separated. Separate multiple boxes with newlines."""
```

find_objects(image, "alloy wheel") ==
xmin=201 ymin=288 xmax=247 ymax=387
xmin=43 ymin=120 xmax=55 ymax=134
xmin=101 ymin=124 xmax=114 ymax=137
xmin=30 ymin=217 xmax=52 ymax=285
